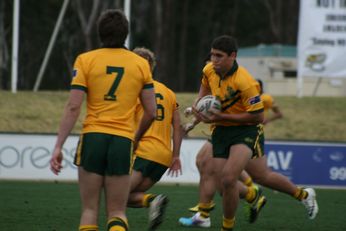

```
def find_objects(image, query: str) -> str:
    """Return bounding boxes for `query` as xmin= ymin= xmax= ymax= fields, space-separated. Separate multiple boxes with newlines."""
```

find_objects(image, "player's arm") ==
xmin=50 ymin=89 xmax=84 ymax=175
xmin=190 ymin=83 xmax=212 ymax=126
xmin=203 ymin=86 xmax=264 ymax=124
xmin=264 ymin=102 xmax=283 ymax=124
xmin=134 ymin=88 xmax=156 ymax=149
xmin=168 ymin=108 xmax=183 ymax=177
xmin=216 ymin=110 xmax=264 ymax=124
xmin=182 ymin=116 xmax=200 ymax=135
xmin=196 ymin=82 xmax=212 ymax=103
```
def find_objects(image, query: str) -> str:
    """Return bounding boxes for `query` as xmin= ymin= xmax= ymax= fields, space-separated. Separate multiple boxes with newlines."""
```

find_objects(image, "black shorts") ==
xmin=74 ymin=132 xmax=134 ymax=176
xmin=132 ymin=157 xmax=168 ymax=182
xmin=211 ymin=125 xmax=264 ymax=159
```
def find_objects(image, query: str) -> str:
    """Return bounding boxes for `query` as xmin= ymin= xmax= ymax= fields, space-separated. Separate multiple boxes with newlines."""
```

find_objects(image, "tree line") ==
xmin=0 ymin=0 xmax=299 ymax=92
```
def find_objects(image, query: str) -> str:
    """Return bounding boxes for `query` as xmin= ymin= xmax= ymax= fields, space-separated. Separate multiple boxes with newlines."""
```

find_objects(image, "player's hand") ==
xmin=191 ymin=105 xmax=203 ymax=119
xmin=167 ymin=156 xmax=182 ymax=177
xmin=183 ymin=107 xmax=193 ymax=117
xmin=182 ymin=122 xmax=195 ymax=135
xmin=198 ymin=109 xmax=223 ymax=123
xmin=50 ymin=147 xmax=63 ymax=175
xmin=133 ymin=140 xmax=139 ymax=152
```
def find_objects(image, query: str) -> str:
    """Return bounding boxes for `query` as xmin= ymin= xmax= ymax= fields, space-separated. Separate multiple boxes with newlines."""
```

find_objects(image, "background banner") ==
xmin=297 ymin=0 xmax=346 ymax=78
xmin=0 ymin=134 xmax=345 ymax=188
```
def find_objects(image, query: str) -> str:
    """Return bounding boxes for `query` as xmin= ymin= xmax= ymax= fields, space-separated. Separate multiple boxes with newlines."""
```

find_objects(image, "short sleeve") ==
xmin=141 ymin=62 xmax=154 ymax=89
xmin=171 ymin=90 xmax=178 ymax=111
xmin=262 ymin=94 xmax=274 ymax=109
xmin=241 ymin=84 xmax=263 ymax=113
xmin=71 ymin=56 xmax=87 ymax=91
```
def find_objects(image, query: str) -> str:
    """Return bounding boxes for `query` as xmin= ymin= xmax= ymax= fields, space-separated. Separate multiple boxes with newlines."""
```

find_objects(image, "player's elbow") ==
xmin=148 ymin=112 xmax=156 ymax=122
xmin=66 ymin=102 xmax=81 ymax=114
xmin=143 ymin=103 xmax=156 ymax=121
xmin=255 ymin=112 xmax=264 ymax=124
xmin=146 ymin=107 xmax=156 ymax=121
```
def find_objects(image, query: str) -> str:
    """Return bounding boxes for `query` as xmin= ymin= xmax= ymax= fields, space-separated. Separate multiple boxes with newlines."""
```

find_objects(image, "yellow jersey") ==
xmin=71 ymin=48 xmax=153 ymax=140
xmin=134 ymin=81 xmax=178 ymax=167
xmin=201 ymin=61 xmax=263 ymax=126
xmin=261 ymin=93 xmax=274 ymax=111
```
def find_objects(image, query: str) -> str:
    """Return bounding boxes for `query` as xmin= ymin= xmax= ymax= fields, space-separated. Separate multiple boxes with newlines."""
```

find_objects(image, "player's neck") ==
xmin=219 ymin=62 xmax=237 ymax=79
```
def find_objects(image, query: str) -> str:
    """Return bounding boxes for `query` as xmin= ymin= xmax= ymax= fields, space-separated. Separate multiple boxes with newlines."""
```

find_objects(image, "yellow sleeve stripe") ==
xmin=71 ymin=84 xmax=87 ymax=92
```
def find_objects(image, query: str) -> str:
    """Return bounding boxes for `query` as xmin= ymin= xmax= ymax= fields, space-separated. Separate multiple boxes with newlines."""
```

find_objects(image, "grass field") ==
xmin=0 ymin=181 xmax=345 ymax=231
xmin=1 ymin=91 xmax=346 ymax=141
xmin=1 ymin=91 xmax=346 ymax=230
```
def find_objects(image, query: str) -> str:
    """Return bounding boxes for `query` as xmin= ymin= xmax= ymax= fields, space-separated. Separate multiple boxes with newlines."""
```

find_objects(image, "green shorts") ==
xmin=132 ymin=157 xmax=168 ymax=182
xmin=74 ymin=132 xmax=133 ymax=176
xmin=211 ymin=125 xmax=264 ymax=159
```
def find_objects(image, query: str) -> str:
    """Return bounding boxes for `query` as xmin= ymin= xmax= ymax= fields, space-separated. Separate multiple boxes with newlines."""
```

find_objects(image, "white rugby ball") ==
xmin=195 ymin=95 xmax=221 ymax=116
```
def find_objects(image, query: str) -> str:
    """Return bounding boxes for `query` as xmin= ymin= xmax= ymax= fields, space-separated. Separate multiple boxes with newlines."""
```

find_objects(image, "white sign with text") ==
xmin=0 ymin=134 xmax=203 ymax=183
xmin=1 ymin=134 xmax=345 ymax=188
xmin=297 ymin=0 xmax=346 ymax=78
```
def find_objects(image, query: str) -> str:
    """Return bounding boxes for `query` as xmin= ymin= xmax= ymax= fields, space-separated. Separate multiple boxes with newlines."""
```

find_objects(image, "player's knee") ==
xmin=221 ymin=175 xmax=238 ymax=189
xmin=196 ymin=158 xmax=203 ymax=170
xmin=196 ymin=155 xmax=210 ymax=171
xmin=251 ymin=174 xmax=267 ymax=185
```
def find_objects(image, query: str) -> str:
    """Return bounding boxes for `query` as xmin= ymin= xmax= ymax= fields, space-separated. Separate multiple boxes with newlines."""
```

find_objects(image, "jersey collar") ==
xmin=224 ymin=60 xmax=238 ymax=78
xmin=217 ymin=61 xmax=239 ymax=80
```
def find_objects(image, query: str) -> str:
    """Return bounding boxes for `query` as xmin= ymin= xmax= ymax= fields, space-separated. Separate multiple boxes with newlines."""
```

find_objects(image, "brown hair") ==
xmin=212 ymin=35 xmax=238 ymax=55
xmin=133 ymin=47 xmax=156 ymax=72
xmin=97 ymin=9 xmax=128 ymax=48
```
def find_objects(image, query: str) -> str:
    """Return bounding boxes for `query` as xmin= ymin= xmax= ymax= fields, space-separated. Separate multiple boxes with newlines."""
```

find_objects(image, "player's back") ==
xmin=145 ymin=81 xmax=177 ymax=144
xmin=71 ymin=48 xmax=153 ymax=139
xmin=135 ymin=81 xmax=178 ymax=166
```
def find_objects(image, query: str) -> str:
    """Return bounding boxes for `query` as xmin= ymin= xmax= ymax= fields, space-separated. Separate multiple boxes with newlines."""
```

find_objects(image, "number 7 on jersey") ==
xmin=104 ymin=66 xmax=124 ymax=101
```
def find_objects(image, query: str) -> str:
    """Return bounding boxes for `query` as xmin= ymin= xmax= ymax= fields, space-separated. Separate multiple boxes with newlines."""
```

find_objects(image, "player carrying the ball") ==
xmin=181 ymin=35 xmax=318 ymax=231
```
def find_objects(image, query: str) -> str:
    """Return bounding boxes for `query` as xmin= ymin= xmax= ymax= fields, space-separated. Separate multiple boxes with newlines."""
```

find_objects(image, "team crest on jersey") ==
xmin=227 ymin=86 xmax=237 ymax=97
xmin=221 ymin=86 xmax=237 ymax=101
xmin=72 ymin=69 xmax=77 ymax=78
xmin=248 ymin=95 xmax=261 ymax=105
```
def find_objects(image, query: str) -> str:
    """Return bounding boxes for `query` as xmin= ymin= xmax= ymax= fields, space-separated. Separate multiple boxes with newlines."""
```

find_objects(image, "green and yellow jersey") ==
xmin=71 ymin=48 xmax=153 ymax=140
xmin=261 ymin=93 xmax=274 ymax=117
xmin=134 ymin=81 xmax=178 ymax=167
xmin=201 ymin=61 xmax=263 ymax=126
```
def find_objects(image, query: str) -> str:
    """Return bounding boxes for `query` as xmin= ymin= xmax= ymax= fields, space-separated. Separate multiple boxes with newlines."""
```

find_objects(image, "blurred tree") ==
xmin=0 ymin=0 xmax=299 ymax=91
xmin=0 ymin=0 xmax=10 ymax=90
xmin=73 ymin=0 xmax=101 ymax=51
xmin=263 ymin=0 xmax=299 ymax=43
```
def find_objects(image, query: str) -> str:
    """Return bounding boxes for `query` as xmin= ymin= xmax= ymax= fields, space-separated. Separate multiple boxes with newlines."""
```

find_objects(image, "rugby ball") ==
xmin=195 ymin=95 xmax=221 ymax=116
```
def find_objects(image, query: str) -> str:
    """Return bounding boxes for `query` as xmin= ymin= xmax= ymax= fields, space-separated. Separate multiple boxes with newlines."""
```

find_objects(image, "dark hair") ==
xmin=211 ymin=35 xmax=238 ymax=55
xmin=203 ymin=53 xmax=211 ymax=63
xmin=256 ymin=79 xmax=263 ymax=93
xmin=97 ymin=9 xmax=128 ymax=48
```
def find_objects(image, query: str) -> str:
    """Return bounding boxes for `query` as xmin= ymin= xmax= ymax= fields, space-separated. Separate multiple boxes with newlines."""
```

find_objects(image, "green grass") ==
xmin=1 ymin=90 xmax=346 ymax=141
xmin=0 ymin=181 xmax=345 ymax=231
xmin=1 ymin=92 xmax=344 ymax=230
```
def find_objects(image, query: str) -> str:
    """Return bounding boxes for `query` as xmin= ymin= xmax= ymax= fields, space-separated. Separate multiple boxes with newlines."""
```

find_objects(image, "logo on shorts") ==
xmin=244 ymin=137 xmax=253 ymax=143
